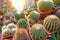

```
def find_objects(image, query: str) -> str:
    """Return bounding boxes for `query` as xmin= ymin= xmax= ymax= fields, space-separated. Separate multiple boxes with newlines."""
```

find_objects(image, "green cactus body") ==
xmin=5 ymin=20 xmax=12 ymax=25
xmin=55 ymin=10 xmax=60 ymax=19
xmin=14 ymin=12 xmax=25 ymax=20
xmin=54 ymin=0 xmax=60 ymax=6
xmin=2 ymin=28 xmax=11 ymax=36
xmin=7 ymin=23 xmax=16 ymax=34
xmin=37 ymin=0 xmax=54 ymax=12
xmin=18 ymin=19 xmax=27 ymax=28
xmin=14 ymin=28 xmax=29 ymax=40
xmin=31 ymin=24 xmax=45 ymax=40
xmin=28 ymin=18 xmax=36 ymax=24
xmin=43 ymin=15 xmax=60 ymax=33
xmin=28 ymin=11 xmax=40 ymax=21
xmin=2 ymin=26 xmax=7 ymax=31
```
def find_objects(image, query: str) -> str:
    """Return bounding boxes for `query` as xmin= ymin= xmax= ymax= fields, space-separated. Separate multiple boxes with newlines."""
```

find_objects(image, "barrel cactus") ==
xmin=17 ymin=19 xmax=27 ymax=28
xmin=2 ymin=28 xmax=11 ymax=36
xmin=2 ymin=26 xmax=7 ymax=31
xmin=54 ymin=0 xmax=60 ymax=6
xmin=7 ymin=23 xmax=16 ymax=34
xmin=55 ymin=10 xmax=60 ymax=19
xmin=28 ymin=11 xmax=40 ymax=24
xmin=37 ymin=0 xmax=54 ymax=12
xmin=14 ymin=28 xmax=29 ymax=40
xmin=43 ymin=15 xmax=60 ymax=33
xmin=5 ymin=20 xmax=12 ymax=25
xmin=31 ymin=24 xmax=45 ymax=40
xmin=14 ymin=12 xmax=25 ymax=20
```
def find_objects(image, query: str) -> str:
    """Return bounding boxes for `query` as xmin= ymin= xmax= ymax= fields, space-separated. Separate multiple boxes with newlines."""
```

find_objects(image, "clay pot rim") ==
xmin=37 ymin=8 xmax=52 ymax=14
xmin=2 ymin=34 xmax=13 ymax=39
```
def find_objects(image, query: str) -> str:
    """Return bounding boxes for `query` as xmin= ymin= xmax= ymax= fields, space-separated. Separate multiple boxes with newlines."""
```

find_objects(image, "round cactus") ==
xmin=37 ymin=0 xmax=54 ymax=12
xmin=55 ymin=10 xmax=60 ymax=19
xmin=43 ymin=15 xmax=60 ymax=33
xmin=5 ymin=20 xmax=12 ymax=25
xmin=54 ymin=0 xmax=60 ymax=6
xmin=2 ymin=26 xmax=7 ymax=31
xmin=31 ymin=24 xmax=45 ymax=40
xmin=28 ymin=11 xmax=40 ymax=21
xmin=14 ymin=12 xmax=25 ymax=20
xmin=13 ymin=28 xmax=29 ymax=40
xmin=17 ymin=19 xmax=27 ymax=28
xmin=2 ymin=28 xmax=11 ymax=36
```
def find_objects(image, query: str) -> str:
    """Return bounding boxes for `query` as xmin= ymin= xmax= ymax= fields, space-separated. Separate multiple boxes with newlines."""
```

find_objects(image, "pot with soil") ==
xmin=37 ymin=0 xmax=54 ymax=19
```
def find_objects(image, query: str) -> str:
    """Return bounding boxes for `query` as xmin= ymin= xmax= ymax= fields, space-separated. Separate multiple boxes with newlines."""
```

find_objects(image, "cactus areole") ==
xmin=37 ymin=0 xmax=54 ymax=12
xmin=43 ymin=15 xmax=60 ymax=34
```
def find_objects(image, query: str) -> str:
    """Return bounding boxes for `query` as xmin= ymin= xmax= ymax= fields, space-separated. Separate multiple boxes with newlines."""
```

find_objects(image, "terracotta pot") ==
xmin=2 ymin=34 xmax=13 ymax=39
xmin=37 ymin=9 xmax=52 ymax=19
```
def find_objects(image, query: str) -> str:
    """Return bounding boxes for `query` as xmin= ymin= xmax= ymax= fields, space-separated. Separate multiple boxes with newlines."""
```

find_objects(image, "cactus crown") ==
xmin=14 ymin=28 xmax=29 ymax=40
xmin=37 ymin=0 xmax=54 ymax=12
xmin=28 ymin=11 xmax=40 ymax=21
xmin=18 ymin=19 xmax=27 ymax=28
xmin=14 ymin=12 xmax=25 ymax=20
xmin=43 ymin=15 xmax=60 ymax=33
xmin=31 ymin=24 xmax=45 ymax=40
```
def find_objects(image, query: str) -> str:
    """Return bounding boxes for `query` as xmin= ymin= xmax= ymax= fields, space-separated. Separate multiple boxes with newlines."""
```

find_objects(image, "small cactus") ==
xmin=14 ymin=12 xmax=25 ymax=20
xmin=28 ymin=11 xmax=40 ymax=22
xmin=37 ymin=0 xmax=54 ymax=12
xmin=7 ymin=23 xmax=17 ymax=34
xmin=17 ymin=19 xmax=27 ymax=28
xmin=43 ymin=15 xmax=60 ymax=33
xmin=31 ymin=24 xmax=45 ymax=40
xmin=13 ymin=28 xmax=29 ymax=40
xmin=2 ymin=28 xmax=11 ymax=36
